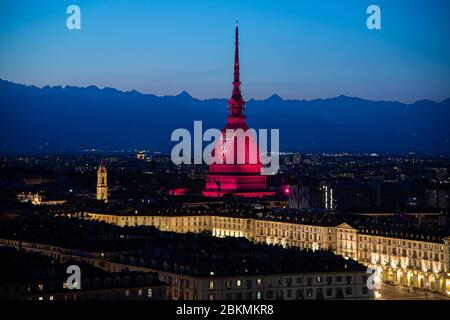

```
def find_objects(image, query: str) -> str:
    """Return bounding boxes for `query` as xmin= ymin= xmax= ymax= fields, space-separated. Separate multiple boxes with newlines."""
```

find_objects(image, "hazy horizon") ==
xmin=1 ymin=78 xmax=449 ymax=105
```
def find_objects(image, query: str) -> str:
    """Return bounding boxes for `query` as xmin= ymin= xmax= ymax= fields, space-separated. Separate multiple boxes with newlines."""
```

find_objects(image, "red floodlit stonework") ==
xmin=168 ymin=188 xmax=189 ymax=196
xmin=203 ymin=22 xmax=274 ymax=198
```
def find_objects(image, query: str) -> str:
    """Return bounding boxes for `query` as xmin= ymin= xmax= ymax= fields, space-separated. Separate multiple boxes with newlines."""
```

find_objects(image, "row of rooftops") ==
xmin=356 ymin=225 xmax=449 ymax=243
xmin=1 ymin=201 xmax=449 ymax=249
xmin=87 ymin=206 xmax=450 ymax=243
xmin=0 ymin=216 xmax=367 ymax=277
xmin=0 ymin=247 xmax=166 ymax=295
xmin=118 ymin=234 xmax=366 ymax=277
xmin=0 ymin=215 xmax=152 ymax=252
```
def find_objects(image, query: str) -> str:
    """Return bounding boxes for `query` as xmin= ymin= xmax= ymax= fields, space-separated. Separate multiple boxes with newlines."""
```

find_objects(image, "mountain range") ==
xmin=0 ymin=79 xmax=449 ymax=154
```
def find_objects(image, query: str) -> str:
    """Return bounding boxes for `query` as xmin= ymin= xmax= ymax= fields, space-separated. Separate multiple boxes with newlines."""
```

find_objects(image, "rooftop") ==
xmin=118 ymin=233 xmax=366 ymax=277
xmin=0 ymin=247 xmax=166 ymax=296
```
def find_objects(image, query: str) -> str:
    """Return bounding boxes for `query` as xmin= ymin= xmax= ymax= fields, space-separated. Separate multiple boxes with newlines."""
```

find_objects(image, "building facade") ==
xmin=87 ymin=211 xmax=450 ymax=296
xmin=110 ymin=258 xmax=371 ymax=300
xmin=337 ymin=223 xmax=450 ymax=294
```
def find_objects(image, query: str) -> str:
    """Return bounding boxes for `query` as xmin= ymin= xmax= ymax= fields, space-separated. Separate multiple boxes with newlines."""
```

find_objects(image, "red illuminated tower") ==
xmin=203 ymin=22 xmax=274 ymax=198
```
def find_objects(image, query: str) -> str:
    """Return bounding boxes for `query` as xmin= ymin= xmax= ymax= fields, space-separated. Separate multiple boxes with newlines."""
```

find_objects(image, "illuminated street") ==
xmin=375 ymin=283 xmax=449 ymax=300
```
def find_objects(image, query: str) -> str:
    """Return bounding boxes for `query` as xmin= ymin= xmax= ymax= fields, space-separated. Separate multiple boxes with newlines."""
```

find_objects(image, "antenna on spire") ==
xmin=229 ymin=19 xmax=244 ymax=118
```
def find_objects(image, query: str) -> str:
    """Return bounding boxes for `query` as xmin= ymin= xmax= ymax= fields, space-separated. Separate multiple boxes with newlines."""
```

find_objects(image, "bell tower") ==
xmin=96 ymin=160 xmax=108 ymax=202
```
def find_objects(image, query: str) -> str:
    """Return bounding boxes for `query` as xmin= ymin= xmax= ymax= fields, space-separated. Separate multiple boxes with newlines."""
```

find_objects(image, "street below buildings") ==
xmin=374 ymin=283 xmax=449 ymax=300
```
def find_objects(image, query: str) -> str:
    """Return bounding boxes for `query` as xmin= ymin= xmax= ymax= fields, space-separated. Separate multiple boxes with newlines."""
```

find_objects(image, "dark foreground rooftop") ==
xmin=119 ymin=233 xmax=366 ymax=277
xmin=0 ymin=214 xmax=366 ymax=278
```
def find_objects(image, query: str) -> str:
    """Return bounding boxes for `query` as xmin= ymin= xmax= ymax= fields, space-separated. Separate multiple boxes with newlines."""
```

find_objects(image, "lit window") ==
xmin=138 ymin=289 xmax=142 ymax=296
xmin=256 ymin=291 xmax=262 ymax=300
xmin=236 ymin=280 xmax=241 ymax=287
xmin=257 ymin=278 xmax=262 ymax=286
xmin=147 ymin=288 xmax=153 ymax=298
xmin=209 ymin=281 xmax=215 ymax=290
xmin=49 ymin=296 xmax=54 ymax=301
xmin=125 ymin=290 xmax=129 ymax=296
xmin=38 ymin=297 xmax=43 ymax=301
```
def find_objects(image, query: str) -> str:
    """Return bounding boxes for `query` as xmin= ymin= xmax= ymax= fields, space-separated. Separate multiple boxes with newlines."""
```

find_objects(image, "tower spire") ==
xmin=203 ymin=20 xmax=272 ymax=198
xmin=229 ymin=20 xmax=245 ymax=120
xmin=234 ymin=20 xmax=240 ymax=84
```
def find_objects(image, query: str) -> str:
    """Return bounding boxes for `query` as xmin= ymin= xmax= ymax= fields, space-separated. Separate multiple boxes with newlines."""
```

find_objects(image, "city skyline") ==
xmin=0 ymin=0 xmax=449 ymax=307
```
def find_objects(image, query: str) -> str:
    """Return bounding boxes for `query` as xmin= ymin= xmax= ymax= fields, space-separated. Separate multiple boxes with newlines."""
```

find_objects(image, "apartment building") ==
xmin=86 ymin=210 xmax=450 ymax=296
xmin=337 ymin=224 xmax=450 ymax=294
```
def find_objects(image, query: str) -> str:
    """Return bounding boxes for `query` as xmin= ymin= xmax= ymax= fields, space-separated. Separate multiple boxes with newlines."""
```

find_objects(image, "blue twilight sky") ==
xmin=0 ymin=0 xmax=449 ymax=103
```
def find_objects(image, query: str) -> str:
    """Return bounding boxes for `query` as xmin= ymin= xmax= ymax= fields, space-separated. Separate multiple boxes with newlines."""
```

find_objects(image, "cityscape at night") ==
xmin=0 ymin=0 xmax=449 ymax=316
